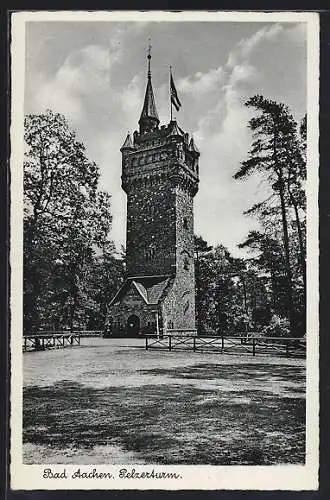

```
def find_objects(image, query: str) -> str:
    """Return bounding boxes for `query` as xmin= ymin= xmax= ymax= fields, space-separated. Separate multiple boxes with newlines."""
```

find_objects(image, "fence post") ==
xmin=193 ymin=336 xmax=196 ymax=352
xmin=286 ymin=341 xmax=289 ymax=358
xmin=221 ymin=336 xmax=224 ymax=352
xmin=145 ymin=336 xmax=148 ymax=350
xmin=252 ymin=337 xmax=256 ymax=356
xmin=169 ymin=336 xmax=172 ymax=351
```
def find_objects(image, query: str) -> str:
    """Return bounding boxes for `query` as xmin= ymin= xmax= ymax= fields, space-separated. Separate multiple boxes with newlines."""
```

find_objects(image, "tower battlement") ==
xmin=121 ymin=120 xmax=199 ymax=197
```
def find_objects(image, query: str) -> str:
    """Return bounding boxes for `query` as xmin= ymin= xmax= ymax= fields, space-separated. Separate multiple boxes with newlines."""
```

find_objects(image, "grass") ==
xmin=23 ymin=340 xmax=305 ymax=465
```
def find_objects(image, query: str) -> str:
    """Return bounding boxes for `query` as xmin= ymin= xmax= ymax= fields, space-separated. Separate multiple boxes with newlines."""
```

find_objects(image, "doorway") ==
xmin=126 ymin=315 xmax=140 ymax=337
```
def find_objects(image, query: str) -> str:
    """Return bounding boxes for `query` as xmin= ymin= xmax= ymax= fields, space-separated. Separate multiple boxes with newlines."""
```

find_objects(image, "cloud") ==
xmin=178 ymin=66 xmax=225 ymax=96
xmin=228 ymin=63 xmax=256 ymax=86
xmin=29 ymin=43 xmax=118 ymax=123
xmin=118 ymin=74 xmax=143 ymax=120
xmin=24 ymin=21 xmax=306 ymax=257
xmin=38 ymin=78 xmax=83 ymax=120
xmin=227 ymin=23 xmax=284 ymax=68
xmin=284 ymin=22 xmax=307 ymax=45
xmin=193 ymin=22 xmax=306 ymax=253
xmin=191 ymin=25 xmax=291 ymax=253
xmin=26 ymin=21 xmax=148 ymax=121
xmin=56 ymin=45 xmax=113 ymax=93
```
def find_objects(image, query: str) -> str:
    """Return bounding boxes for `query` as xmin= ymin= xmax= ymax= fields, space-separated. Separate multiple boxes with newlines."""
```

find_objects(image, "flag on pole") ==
xmin=170 ymin=71 xmax=181 ymax=112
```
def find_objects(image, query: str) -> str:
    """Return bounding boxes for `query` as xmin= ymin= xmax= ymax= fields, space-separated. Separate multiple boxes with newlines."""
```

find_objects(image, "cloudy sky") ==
xmin=24 ymin=18 xmax=307 ymax=256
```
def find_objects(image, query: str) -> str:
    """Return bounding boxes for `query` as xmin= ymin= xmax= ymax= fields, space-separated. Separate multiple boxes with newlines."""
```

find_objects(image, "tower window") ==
xmin=145 ymin=246 xmax=155 ymax=261
xmin=184 ymin=256 xmax=189 ymax=270
xmin=146 ymin=205 xmax=155 ymax=219
xmin=183 ymin=300 xmax=190 ymax=315
xmin=183 ymin=217 xmax=188 ymax=229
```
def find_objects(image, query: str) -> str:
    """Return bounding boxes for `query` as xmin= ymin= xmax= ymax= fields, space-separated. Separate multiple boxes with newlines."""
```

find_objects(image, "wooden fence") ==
xmin=145 ymin=335 xmax=306 ymax=358
xmin=23 ymin=332 xmax=81 ymax=352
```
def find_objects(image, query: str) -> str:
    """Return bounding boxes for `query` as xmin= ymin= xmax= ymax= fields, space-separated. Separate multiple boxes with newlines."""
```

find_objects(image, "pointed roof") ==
xmin=168 ymin=120 xmax=183 ymax=138
xmin=121 ymin=132 xmax=134 ymax=151
xmin=138 ymin=45 xmax=159 ymax=133
xmin=139 ymin=78 xmax=159 ymax=123
xmin=132 ymin=280 xmax=148 ymax=303
xmin=146 ymin=278 xmax=170 ymax=303
xmin=189 ymin=136 xmax=199 ymax=154
xmin=109 ymin=276 xmax=171 ymax=306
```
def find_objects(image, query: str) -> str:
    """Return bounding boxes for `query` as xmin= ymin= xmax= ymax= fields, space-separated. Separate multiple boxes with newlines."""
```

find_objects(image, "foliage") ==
xmin=233 ymin=96 xmax=306 ymax=337
xmin=263 ymin=315 xmax=291 ymax=338
xmin=24 ymin=110 xmax=123 ymax=331
xmin=194 ymin=99 xmax=306 ymax=338
xmin=195 ymin=237 xmax=260 ymax=335
xmin=23 ymin=98 xmax=306 ymax=337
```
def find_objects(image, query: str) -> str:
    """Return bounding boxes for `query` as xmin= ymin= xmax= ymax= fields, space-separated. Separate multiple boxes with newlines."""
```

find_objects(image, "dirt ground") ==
xmin=23 ymin=338 xmax=305 ymax=465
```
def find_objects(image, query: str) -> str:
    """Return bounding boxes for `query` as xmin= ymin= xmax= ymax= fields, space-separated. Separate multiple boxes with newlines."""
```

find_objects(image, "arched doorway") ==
xmin=103 ymin=316 xmax=113 ymax=338
xmin=126 ymin=315 xmax=140 ymax=337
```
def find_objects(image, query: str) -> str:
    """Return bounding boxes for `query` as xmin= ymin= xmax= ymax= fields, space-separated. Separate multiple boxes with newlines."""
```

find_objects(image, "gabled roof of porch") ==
xmin=109 ymin=275 xmax=171 ymax=306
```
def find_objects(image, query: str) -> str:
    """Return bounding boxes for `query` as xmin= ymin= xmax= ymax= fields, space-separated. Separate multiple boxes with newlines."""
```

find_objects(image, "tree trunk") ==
xmin=195 ymin=249 xmax=202 ymax=335
xmin=69 ymin=264 xmax=77 ymax=333
xmin=287 ymin=182 xmax=306 ymax=307
xmin=277 ymin=167 xmax=295 ymax=336
xmin=24 ymin=225 xmax=41 ymax=332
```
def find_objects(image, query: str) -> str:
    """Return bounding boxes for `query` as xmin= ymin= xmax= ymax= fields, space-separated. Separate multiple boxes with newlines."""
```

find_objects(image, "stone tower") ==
xmin=107 ymin=49 xmax=199 ymax=337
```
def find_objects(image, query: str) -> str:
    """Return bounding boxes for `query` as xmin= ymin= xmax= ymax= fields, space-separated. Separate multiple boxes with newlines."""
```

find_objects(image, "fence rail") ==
xmin=145 ymin=335 xmax=306 ymax=358
xmin=24 ymin=330 xmax=103 ymax=337
xmin=23 ymin=333 xmax=81 ymax=352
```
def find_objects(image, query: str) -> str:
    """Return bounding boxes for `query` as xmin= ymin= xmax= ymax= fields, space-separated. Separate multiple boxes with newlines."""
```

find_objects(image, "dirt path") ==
xmin=23 ymin=338 xmax=305 ymax=465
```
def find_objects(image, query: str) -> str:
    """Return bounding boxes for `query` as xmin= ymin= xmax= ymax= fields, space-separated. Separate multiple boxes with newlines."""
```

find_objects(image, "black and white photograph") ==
xmin=10 ymin=10 xmax=319 ymax=490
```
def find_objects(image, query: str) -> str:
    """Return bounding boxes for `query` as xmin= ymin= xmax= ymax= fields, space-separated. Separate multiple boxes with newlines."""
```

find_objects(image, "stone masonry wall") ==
xmin=162 ymin=186 xmax=196 ymax=331
xmin=108 ymin=286 xmax=157 ymax=334
xmin=126 ymin=178 xmax=176 ymax=277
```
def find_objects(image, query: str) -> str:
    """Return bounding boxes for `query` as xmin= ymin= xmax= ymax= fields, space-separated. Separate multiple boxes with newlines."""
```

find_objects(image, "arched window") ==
xmin=183 ymin=217 xmax=188 ymax=229
xmin=146 ymin=205 xmax=155 ymax=220
xmin=145 ymin=246 xmax=155 ymax=261
xmin=184 ymin=256 xmax=189 ymax=270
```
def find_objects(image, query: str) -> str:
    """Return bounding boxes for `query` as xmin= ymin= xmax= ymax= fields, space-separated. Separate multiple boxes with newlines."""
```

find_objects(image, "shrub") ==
xmin=263 ymin=315 xmax=290 ymax=337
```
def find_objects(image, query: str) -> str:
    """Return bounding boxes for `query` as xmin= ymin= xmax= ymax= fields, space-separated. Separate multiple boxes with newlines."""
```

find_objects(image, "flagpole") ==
xmin=169 ymin=65 xmax=173 ymax=122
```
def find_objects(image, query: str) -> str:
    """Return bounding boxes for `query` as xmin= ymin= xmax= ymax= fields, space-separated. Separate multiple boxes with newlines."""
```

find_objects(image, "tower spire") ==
xmin=147 ymin=38 xmax=152 ymax=79
xmin=138 ymin=40 xmax=159 ymax=134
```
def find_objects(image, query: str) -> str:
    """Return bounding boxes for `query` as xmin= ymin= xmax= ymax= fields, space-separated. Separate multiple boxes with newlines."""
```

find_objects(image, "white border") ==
xmin=10 ymin=10 xmax=319 ymax=491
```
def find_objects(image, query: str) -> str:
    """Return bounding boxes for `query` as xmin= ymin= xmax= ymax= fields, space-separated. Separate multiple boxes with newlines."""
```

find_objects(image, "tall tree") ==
xmin=194 ymin=235 xmax=213 ymax=334
xmin=87 ymin=243 xmax=125 ymax=330
xmin=238 ymin=230 xmax=289 ymax=322
xmin=24 ymin=110 xmax=115 ymax=331
xmin=234 ymin=96 xmax=306 ymax=336
xmin=285 ymin=114 xmax=307 ymax=303
xmin=195 ymin=239 xmax=256 ymax=335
